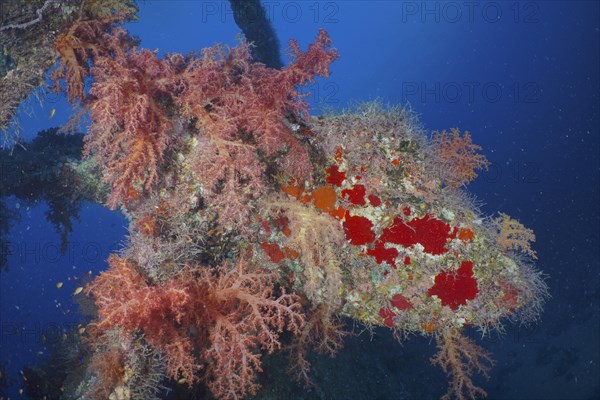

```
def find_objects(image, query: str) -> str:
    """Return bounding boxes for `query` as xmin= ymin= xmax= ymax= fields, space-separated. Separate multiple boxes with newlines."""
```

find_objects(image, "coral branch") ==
xmin=173 ymin=30 xmax=337 ymax=226
xmin=85 ymin=45 xmax=177 ymax=207
xmin=52 ymin=21 xmax=133 ymax=103
xmin=433 ymin=128 xmax=489 ymax=187
xmin=493 ymin=212 xmax=537 ymax=259
xmin=86 ymin=254 xmax=304 ymax=399
xmin=287 ymin=303 xmax=347 ymax=387
xmin=431 ymin=329 xmax=494 ymax=400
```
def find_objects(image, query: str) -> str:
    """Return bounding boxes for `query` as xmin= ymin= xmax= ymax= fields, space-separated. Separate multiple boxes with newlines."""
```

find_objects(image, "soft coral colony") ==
xmin=46 ymin=2 xmax=548 ymax=399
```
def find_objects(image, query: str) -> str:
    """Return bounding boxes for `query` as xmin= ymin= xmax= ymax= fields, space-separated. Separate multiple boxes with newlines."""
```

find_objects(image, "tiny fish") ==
xmin=49 ymin=108 xmax=56 ymax=119
xmin=73 ymin=287 xmax=83 ymax=295
xmin=56 ymin=282 xmax=63 ymax=289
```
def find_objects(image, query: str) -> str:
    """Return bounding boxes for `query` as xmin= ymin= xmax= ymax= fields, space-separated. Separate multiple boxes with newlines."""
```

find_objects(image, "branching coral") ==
xmin=174 ymin=29 xmax=338 ymax=227
xmin=433 ymin=128 xmax=490 ymax=187
xmin=55 ymin=21 xmax=337 ymax=225
xmin=50 ymin=0 xmax=138 ymax=103
xmin=85 ymin=44 xmax=178 ymax=207
xmin=52 ymin=20 xmax=112 ymax=103
xmin=431 ymin=329 xmax=494 ymax=400
xmin=87 ymin=340 xmax=126 ymax=400
xmin=493 ymin=212 xmax=537 ymax=259
xmin=287 ymin=303 xmax=347 ymax=387
xmin=85 ymin=254 xmax=304 ymax=399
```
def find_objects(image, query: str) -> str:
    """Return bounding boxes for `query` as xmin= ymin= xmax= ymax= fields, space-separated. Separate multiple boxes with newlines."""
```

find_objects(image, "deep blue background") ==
xmin=1 ymin=1 xmax=598 ymax=399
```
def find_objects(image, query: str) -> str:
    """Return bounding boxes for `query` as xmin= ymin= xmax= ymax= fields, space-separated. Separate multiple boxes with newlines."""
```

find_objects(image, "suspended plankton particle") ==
xmin=73 ymin=287 xmax=83 ymax=295
xmin=56 ymin=282 xmax=63 ymax=289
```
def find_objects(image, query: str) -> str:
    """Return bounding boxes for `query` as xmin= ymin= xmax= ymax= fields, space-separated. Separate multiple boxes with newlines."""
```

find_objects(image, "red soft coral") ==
xmin=433 ymin=128 xmax=489 ymax=187
xmin=85 ymin=255 xmax=197 ymax=381
xmin=52 ymin=21 xmax=134 ymax=103
xmin=86 ymin=255 xmax=304 ymax=399
xmin=85 ymin=45 xmax=179 ymax=208
xmin=175 ymin=30 xmax=338 ymax=227
xmin=60 ymin=26 xmax=337 ymax=223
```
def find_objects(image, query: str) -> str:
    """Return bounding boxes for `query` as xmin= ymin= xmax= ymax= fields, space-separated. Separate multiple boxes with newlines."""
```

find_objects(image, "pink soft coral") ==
xmin=86 ymin=254 xmax=304 ymax=399
xmin=76 ymin=27 xmax=337 ymax=225
xmin=85 ymin=46 xmax=179 ymax=208
xmin=175 ymin=29 xmax=338 ymax=226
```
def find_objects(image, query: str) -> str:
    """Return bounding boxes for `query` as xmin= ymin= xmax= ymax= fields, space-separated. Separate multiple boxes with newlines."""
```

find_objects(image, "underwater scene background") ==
xmin=0 ymin=1 xmax=598 ymax=399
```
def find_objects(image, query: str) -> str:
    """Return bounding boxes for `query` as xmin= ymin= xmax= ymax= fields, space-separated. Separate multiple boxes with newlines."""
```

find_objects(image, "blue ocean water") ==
xmin=1 ymin=1 xmax=598 ymax=399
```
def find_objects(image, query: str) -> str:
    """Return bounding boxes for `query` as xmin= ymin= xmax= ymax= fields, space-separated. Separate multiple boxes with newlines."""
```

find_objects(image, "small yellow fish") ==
xmin=78 ymin=327 xmax=85 ymax=334
xmin=56 ymin=282 xmax=63 ymax=289
xmin=73 ymin=287 xmax=83 ymax=295
xmin=178 ymin=378 xmax=187 ymax=385
xmin=49 ymin=108 xmax=56 ymax=119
